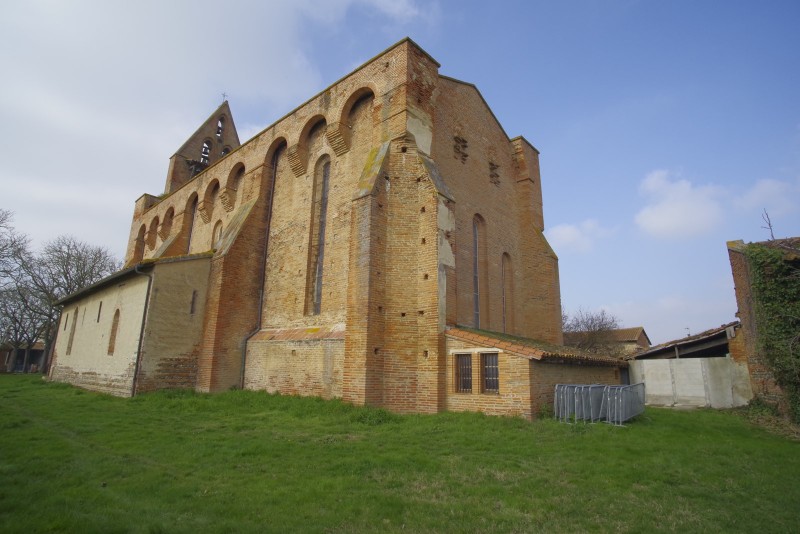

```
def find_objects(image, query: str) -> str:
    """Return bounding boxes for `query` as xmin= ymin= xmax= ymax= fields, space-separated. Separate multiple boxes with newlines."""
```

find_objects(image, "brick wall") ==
xmin=135 ymin=256 xmax=211 ymax=393
xmin=727 ymin=242 xmax=785 ymax=407
xmin=245 ymin=335 xmax=344 ymax=399
xmin=431 ymin=78 xmax=563 ymax=344
xmin=445 ymin=337 xmax=534 ymax=419
xmin=105 ymin=39 xmax=568 ymax=418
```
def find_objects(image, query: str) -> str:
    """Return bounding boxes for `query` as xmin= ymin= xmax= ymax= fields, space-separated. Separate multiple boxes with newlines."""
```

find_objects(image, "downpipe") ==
xmin=132 ymin=263 xmax=154 ymax=397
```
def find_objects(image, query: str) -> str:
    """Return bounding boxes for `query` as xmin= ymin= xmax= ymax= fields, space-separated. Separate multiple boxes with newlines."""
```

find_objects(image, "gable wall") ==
xmin=432 ymin=79 xmax=562 ymax=342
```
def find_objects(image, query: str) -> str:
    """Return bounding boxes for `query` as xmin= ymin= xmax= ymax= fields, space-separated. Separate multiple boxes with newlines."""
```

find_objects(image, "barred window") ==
xmin=455 ymin=354 xmax=472 ymax=393
xmin=482 ymin=353 xmax=499 ymax=393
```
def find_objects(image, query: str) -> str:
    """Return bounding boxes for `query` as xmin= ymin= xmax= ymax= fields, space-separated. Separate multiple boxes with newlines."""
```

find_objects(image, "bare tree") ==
xmin=1 ymin=212 xmax=121 ymax=373
xmin=12 ymin=235 xmax=120 ymax=373
xmin=562 ymin=308 xmax=622 ymax=355
xmin=0 ymin=287 xmax=48 ymax=372
xmin=21 ymin=235 xmax=120 ymax=300
xmin=0 ymin=210 xmax=29 ymax=290
xmin=761 ymin=209 xmax=775 ymax=240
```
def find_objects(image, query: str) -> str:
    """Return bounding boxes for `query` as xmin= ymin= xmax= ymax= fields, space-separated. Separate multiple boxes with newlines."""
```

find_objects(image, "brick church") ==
xmin=49 ymin=39 xmax=623 ymax=419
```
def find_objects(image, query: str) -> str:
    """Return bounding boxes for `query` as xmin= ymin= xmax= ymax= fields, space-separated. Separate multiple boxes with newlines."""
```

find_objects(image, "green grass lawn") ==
xmin=1 ymin=375 xmax=798 ymax=533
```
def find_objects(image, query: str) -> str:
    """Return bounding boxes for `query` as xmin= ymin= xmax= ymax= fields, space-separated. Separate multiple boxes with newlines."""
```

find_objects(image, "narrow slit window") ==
xmin=473 ymin=219 xmax=480 ymax=327
xmin=216 ymin=117 xmax=224 ymax=139
xmin=306 ymin=159 xmax=330 ymax=315
xmin=501 ymin=253 xmax=514 ymax=334
xmin=190 ymin=290 xmax=198 ymax=315
xmin=472 ymin=215 xmax=488 ymax=329
xmin=96 ymin=301 xmax=103 ymax=323
xmin=66 ymin=308 xmax=78 ymax=356
xmin=108 ymin=310 xmax=120 ymax=355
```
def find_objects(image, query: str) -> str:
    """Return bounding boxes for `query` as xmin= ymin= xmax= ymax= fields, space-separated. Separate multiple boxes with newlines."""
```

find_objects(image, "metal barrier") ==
xmin=554 ymin=383 xmax=645 ymax=425
xmin=553 ymin=384 xmax=606 ymax=423
xmin=602 ymin=383 xmax=646 ymax=425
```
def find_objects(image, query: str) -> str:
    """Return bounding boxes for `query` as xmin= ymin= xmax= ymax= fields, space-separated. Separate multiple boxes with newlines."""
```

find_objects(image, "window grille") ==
xmin=482 ymin=353 xmax=499 ymax=393
xmin=456 ymin=354 xmax=472 ymax=393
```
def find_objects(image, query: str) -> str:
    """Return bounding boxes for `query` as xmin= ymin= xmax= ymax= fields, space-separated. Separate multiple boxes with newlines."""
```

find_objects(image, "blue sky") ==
xmin=1 ymin=0 xmax=798 ymax=344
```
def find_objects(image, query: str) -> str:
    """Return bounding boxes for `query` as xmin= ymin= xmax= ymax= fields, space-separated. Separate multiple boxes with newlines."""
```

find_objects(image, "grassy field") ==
xmin=1 ymin=375 xmax=798 ymax=533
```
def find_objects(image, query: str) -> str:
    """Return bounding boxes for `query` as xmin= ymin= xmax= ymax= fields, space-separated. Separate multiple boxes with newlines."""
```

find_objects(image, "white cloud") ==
xmin=0 ymin=0 xmax=431 ymax=258
xmin=634 ymin=169 xmax=724 ymax=239
xmin=546 ymin=218 xmax=613 ymax=253
xmin=734 ymin=177 xmax=800 ymax=217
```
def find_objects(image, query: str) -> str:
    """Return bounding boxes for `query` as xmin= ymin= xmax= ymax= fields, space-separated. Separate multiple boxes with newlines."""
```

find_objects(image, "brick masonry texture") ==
xmin=49 ymin=38 xmax=625 ymax=418
xmin=727 ymin=241 xmax=786 ymax=409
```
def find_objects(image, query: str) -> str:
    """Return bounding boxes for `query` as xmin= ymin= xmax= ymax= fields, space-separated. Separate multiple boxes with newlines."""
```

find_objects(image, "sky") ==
xmin=1 ymin=0 xmax=798 ymax=345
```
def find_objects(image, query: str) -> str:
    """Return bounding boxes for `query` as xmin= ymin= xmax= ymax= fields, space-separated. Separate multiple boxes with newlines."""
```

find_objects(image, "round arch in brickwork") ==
xmin=225 ymin=162 xmax=245 ymax=191
xmin=160 ymin=207 xmax=175 ymax=239
xmin=183 ymin=192 xmax=199 ymax=253
xmin=339 ymin=85 xmax=377 ymax=126
xmin=220 ymin=163 xmax=246 ymax=211
xmin=133 ymin=224 xmax=146 ymax=263
xmin=147 ymin=215 xmax=160 ymax=250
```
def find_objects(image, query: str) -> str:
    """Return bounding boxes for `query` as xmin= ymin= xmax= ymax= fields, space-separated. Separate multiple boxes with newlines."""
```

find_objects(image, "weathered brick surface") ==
xmin=431 ymin=78 xmax=562 ymax=343
xmin=446 ymin=337 xmax=534 ymax=419
xmin=135 ymin=256 xmax=211 ymax=393
xmin=53 ymin=39 xmax=586 ymax=419
xmin=445 ymin=332 xmax=620 ymax=420
xmin=727 ymin=242 xmax=785 ymax=408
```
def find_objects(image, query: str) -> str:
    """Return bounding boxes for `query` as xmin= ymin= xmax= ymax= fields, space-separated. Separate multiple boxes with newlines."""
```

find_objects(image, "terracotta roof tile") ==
xmin=445 ymin=326 xmax=625 ymax=368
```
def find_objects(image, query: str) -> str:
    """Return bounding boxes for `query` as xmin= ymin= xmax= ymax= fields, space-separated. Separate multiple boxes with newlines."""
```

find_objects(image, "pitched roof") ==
xmin=56 ymin=253 xmax=213 ymax=306
xmin=609 ymin=327 xmax=651 ymax=344
xmin=445 ymin=327 xmax=626 ymax=367
xmin=629 ymin=321 xmax=739 ymax=360
xmin=563 ymin=326 xmax=650 ymax=345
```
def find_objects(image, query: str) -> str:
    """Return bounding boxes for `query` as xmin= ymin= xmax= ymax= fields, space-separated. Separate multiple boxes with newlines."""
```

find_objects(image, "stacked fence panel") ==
xmin=602 ymin=383 xmax=646 ymax=425
xmin=554 ymin=383 xmax=645 ymax=425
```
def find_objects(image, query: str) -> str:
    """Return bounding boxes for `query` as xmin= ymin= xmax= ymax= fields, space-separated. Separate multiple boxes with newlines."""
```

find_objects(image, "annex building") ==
xmin=49 ymin=39 xmax=623 ymax=419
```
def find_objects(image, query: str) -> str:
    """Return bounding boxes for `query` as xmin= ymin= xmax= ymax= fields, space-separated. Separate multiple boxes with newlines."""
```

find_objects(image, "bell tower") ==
xmin=164 ymin=100 xmax=241 ymax=194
